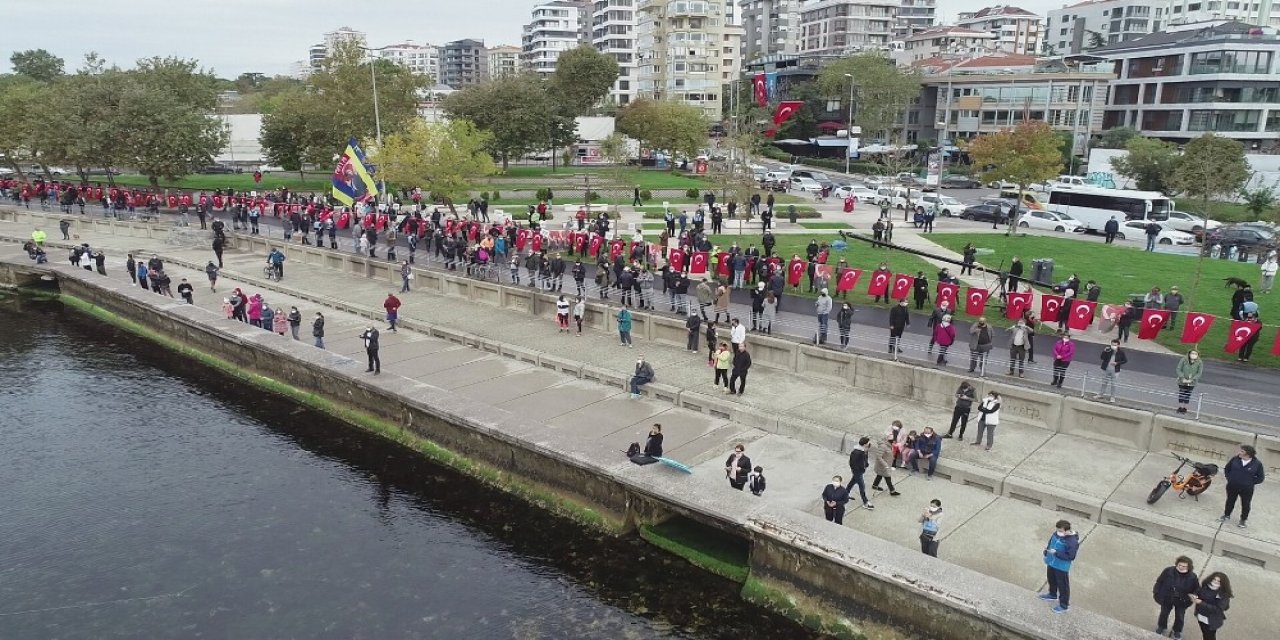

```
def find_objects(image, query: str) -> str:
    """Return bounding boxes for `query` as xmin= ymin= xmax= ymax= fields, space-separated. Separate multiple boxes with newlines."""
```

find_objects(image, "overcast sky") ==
xmin=3 ymin=0 xmax=1065 ymax=77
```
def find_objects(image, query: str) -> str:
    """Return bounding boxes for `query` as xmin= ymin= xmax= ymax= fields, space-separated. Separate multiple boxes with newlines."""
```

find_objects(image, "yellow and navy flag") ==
xmin=331 ymin=137 xmax=378 ymax=206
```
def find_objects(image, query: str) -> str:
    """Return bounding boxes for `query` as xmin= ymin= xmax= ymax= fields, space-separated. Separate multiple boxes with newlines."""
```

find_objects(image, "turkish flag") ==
xmin=690 ymin=251 xmax=709 ymax=275
xmin=837 ymin=268 xmax=862 ymax=293
xmin=1271 ymin=328 xmax=1280 ymax=356
xmin=717 ymin=252 xmax=731 ymax=277
xmin=937 ymin=282 xmax=959 ymax=310
xmin=752 ymin=73 xmax=768 ymax=107
xmin=965 ymin=288 xmax=990 ymax=317
xmin=772 ymin=101 xmax=804 ymax=126
xmin=213 ymin=195 xmax=223 ymax=209
xmin=815 ymin=264 xmax=833 ymax=280
xmin=516 ymin=229 xmax=530 ymax=252
xmin=180 ymin=194 xmax=192 ymax=206
xmin=1225 ymin=320 xmax=1259 ymax=353
xmin=588 ymin=235 xmax=603 ymax=257
xmin=1041 ymin=294 xmax=1065 ymax=323
xmin=867 ymin=270 xmax=890 ymax=297
xmin=1138 ymin=308 xmax=1170 ymax=340
xmin=1068 ymin=300 xmax=1096 ymax=331
xmin=1005 ymin=291 xmax=1032 ymax=320
xmin=1099 ymin=304 xmax=1125 ymax=332
xmin=668 ymin=248 xmax=686 ymax=272
xmin=1180 ymin=312 xmax=1215 ymax=344
xmin=891 ymin=273 xmax=913 ymax=300
xmin=609 ymin=239 xmax=625 ymax=261
xmin=166 ymin=195 xmax=177 ymax=208
xmin=531 ymin=233 xmax=543 ymax=253
xmin=787 ymin=258 xmax=805 ymax=287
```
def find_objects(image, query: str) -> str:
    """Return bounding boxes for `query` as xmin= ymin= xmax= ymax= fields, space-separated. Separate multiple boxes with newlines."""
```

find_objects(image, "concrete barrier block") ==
xmin=676 ymin=389 xmax=775 ymax=430
xmin=796 ymin=345 xmax=856 ymax=384
xmin=851 ymin=355 xmax=915 ymax=398
xmin=537 ymin=353 xmax=584 ymax=377
xmin=934 ymin=458 xmax=1006 ymax=494
xmin=639 ymin=381 xmax=681 ymax=405
xmin=1213 ymin=529 xmax=1280 ymax=571
xmin=323 ymin=253 xmax=346 ymax=271
xmin=1256 ymin=434 xmax=1280 ymax=480
xmin=417 ymin=268 xmax=444 ymax=292
xmin=746 ymin=336 xmax=798 ymax=372
xmin=1100 ymin=502 xmax=1218 ymax=553
xmin=581 ymin=364 xmax=626 ymax=390
xmin=441 ymin=274 xmax=470 ymax=298
xmin=1002 ymin=475 xmax=1104 ymax=521
xmin=501 ymin=286 xmax=534 ymax=314
xmin=1060 ymin=397 xmax=1153 ymax=451
xmin=500 ymin=343 xmax=543 ymax=366
xmin=649 ymin=315 xmax=687 ymax=348
xmin=980 ymin=380 xmax=1063 ymax=433
xmin=776 ymin=417 xmax=848 ymax=452
xmin=430 ymin=324 xmax=470 ymax=346
xmin=471 ymin=280 xmax=502 ymax=306
xmin=1151 ymin=415 xmax=1253 ymax=460
xmin=911 ymin=366 xmax=968 ymax=409
xmin=346 ymin=256 xmax=365 ymax=277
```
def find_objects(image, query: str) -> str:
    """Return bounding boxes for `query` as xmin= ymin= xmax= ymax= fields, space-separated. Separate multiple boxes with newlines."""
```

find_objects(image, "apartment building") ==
xmin=1094 ymin=21 xmax=1280 ymax=148
xmin=487 ymin=45 xmax=523 ymax=79
xmin=377 ymin=41 xmax=440 ymax=78
xmin=592 ymin=0 xmax=639 ymax=106
xmin=956 ymin=5 xmax=1043 ymax=55
xmin=309 ymin=26 xmax=368 ymax=72
xmin=523 ymin=1 xmax=589 ymax=75
xmin=898 ymin=26 xmax=998 ymax=63
xmin=797 ymin=0 xmax=898 ymax=56
xmin=440 ymin=39 xmax=488 ymax=88
xmin=738 ymin=0 xmax=802 ymax=62
xmin=894 ymin=0 xmax=939 ymax=37
xmin=636 ymin=0 xmax=734 ymax=120
xmin=1166 ymin=0 xmax=1275 ymax=27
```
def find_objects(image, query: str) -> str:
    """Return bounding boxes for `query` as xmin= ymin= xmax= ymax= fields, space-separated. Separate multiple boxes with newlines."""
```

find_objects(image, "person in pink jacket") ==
xmin=247 ymin=294 xmax=264 ymax=328
xmin=272 ymin=307 xmax=289 ymax=335
xmin=932 ymin=313 xmax=957 ymax=366
xmin=1050 ymin=331 xmax=1076 ymax=388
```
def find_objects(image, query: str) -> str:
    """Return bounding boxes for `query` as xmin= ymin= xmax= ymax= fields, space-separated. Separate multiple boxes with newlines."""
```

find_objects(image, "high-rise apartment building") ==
xmin=309 ymin=27 xmax=368 ymax=72
xmin=738 ymin=0 xmax=802 ymax=62
xmin=523 ymin=1 xmax=589 ymax=75
xmin=637 ymin=0 xmax=734 ymax=120
xmin=440 ymin=39 xmax=488 ymax=88
xmin=797 ymin=0 xmax=898 ymax=56
xmin=894 ymin=0 xmax=938 ymax=37
xmin=1048 ymin=1 xmax=1274 ymax=55
xmin=1165 ymin=0 xmax=1274 ymax=27
xmin=955 ymin=5 xmax=1043 ymax=55
xmin=487 ymin=45 xmax=523 ymax=79
xmin=376 ymin=41 xmax=440 ymax=79
xmin=592 ymin=0 xmax=638 ymax=106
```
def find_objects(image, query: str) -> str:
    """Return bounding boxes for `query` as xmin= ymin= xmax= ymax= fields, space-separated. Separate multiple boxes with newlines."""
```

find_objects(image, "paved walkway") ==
xmin=5 ymin=222 xmax=1277 ymax=639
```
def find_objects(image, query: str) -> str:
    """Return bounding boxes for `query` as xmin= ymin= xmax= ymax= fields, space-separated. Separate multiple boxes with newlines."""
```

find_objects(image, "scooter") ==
xmin=1147 ymin=453 xmax=1218 ymax=505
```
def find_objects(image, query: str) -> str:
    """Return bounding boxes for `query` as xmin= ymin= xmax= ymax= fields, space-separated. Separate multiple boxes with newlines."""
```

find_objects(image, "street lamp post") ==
xmin=936 ymin=120 xmax=948 ymax=196
xmin=843 ymin=73 xmax=854 ymax=175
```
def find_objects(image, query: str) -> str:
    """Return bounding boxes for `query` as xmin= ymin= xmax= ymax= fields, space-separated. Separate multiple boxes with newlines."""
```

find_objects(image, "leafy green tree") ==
xmin=616 ymin=99 xmax=707 ymax=170
xmin=549 ymin=45 xmax=619 ymax=116
xmin=1241 ymin=184 xmax=1278 ymax=222
xmin=1172 ymin=134 xmax=1251 ymax=304
xmin=114 ymin=57 xmax=228 ymax=187
xmin=1110 ymin=137 xmax=1181 ymax=193
xmin=371 ymin=119 xmax=496 ymax=214
xmin=967 ymin=120 xmax=1063 ymax=233
xmin=0 ymin=75 xmax=41 ymax=179
xmin=260 ymin=93 xmax=340 ymax=179
xmin=817 ymin=52 xmax=920 ymax=144
xmin=1095 ymin=126 xmax=1139 ymax=149
xmin=10 ymin=49 xmax=65 ymax=82
xmin=443 ymin=74 xmax=560 ymax=170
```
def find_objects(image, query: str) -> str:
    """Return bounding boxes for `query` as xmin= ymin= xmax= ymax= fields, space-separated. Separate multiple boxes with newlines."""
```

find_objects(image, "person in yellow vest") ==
xmin=31 ymin=228 xmax=47 ymax=247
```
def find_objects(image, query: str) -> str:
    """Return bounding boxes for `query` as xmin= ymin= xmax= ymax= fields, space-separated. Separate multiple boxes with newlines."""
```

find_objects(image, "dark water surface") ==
xmin=0 ymin=296 xmax=820 ymax=640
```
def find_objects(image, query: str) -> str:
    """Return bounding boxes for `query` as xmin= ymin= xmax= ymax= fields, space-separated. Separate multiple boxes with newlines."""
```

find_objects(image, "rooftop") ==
xmin=960 ymin=5 xmax=1040 ymax=19
xmin=906 ymin=26 xmax=995 ymax=40
xmin=1089 ymin=21 xmax=1279 ymax=53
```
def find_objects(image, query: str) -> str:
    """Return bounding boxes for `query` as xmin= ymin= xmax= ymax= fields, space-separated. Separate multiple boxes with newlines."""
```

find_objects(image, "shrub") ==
xmin=479 ymin=191 xmax=490 ymax=201
xmin=685 ymin=188 xmax=700 ymax=199
xmin=535 ymin=187 xmax=551 ymax=201
xmin=586 ymin=191 xmax=601 ymax=202
xmin=639 ymin=189 xmax=652 ymax=201
xmin=490 ymin=190 xmax=500 ymax=201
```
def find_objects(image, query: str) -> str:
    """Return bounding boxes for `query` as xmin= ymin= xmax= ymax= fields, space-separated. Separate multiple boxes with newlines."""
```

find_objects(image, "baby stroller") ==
xmin=1147 ymin=454 xmax=1218 ymax=505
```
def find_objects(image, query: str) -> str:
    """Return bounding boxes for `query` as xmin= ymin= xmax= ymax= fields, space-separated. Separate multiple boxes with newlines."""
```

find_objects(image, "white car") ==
xmin=788 ymin=176 xmax=823 ymax=192
xmin=1122 ymin=220 xmax=1195 ymax=245
xmin=913 ymin=194 xmax=964 ymax=217
xmin=1163 ymin=210 xmax=1222 ymax=235
xmin=832 ymin=185 xmax=878 ymax=201
xmin=1017 ymin=209 xmax=1083 ymax=233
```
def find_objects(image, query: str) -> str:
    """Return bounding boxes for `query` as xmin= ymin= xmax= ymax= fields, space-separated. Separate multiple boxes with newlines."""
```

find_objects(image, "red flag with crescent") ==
xmin=588 ymin=234 xmax=603 ymax=257
xmin=744 ymin=257 xmax=756 ymax=278
xmin=531 ymin=233 xmax=544 ymax=253
xmin=867 ymin=270 xmax=890 ymax=297
xmin=1041 ymin=294 xmax=1065 ymax=323
xmin=1067 ymin=300 xmax=1096 ymax=331
xmin=1224 ymin=319 xmax=1259 ymax=353
xmin=166 ymin=194 xmax=177 ymax=208
xmin=936 ymin=282 xmax=959 ymax=311
xmin=717 ymin=252 xmax=731 ymax=277
xmin=1005 ymin=291 xmax=1032 ymax=320
xmin=891 ymin=273 xmax=913 ymax=300
xmin=213 ymin=195 xmax=223 ymax=209
xmin=965 ymin=287 xmax=990 ymax=317
xmin=752 ymin=74 xmax=768 ymax=108
xmin=668 ymin=248 xmax=686 ymax=272
xmin=180 ymin=193 xmax=192 ymax=206
xmin=516 ymin=229 xmax=530 ymax=252
xmin=837 ymin=268 xmax=862 ymax=293
xmin=787 ymin=258 xmax=805 ymax=287
xmin=772 ymin=101 xmax=804 ymax=126
xmin=765 ymin=256 xmax=781 ymax=276
xmin=609 ymin=239 xmax=625 ymax=261
xmin=1139 ymin=308 xmax=1170 ymax=340
xmin=1181 ymin=312 xmax=1215 ymax=344
xmin=690 ymin=251 xmax=709 ymax=275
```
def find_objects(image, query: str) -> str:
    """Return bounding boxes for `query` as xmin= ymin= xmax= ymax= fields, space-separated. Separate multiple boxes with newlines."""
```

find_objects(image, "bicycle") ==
xmin=263 ymin=264 xmax=281 ymax=282
xmin=1146 ymin=453 xmax=1218 ymax=505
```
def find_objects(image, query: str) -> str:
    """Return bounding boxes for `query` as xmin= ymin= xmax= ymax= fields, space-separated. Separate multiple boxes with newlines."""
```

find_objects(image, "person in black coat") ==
xmin=1007 ymin=257 xmax=1023 ymax=295
xmin=822 ymin=476 xmax=851 ymax=524
xmin=889 ymin=300 xmax=910 ymax=354
xmin=1220 ymin=444 xmax=1265 ymax=527
xmin=729 ymin=346 xmax=752 ymax=395
xmin=1153 ymin=556 xmax=1200 ymax=638
xmin=912 ymin=271 xmax=929 ymax=310
xmin=1192 ymin=572 xmax=1232 ymax=640
xmin=725 ymin=444 xmax=752 ymax=490
xmin=643 ymin=424 xmax=664 ymax=458
xmin=846 ymin=437 xmax=873 ymax=508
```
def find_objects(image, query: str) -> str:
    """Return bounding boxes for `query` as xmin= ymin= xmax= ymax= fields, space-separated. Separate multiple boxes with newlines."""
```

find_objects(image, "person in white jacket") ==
xmin=815 ymin=288 xmax=833 ymax=345
xmin=971 ymin=391 xmax=1001 ymax=450
xmin=1261 ymin=257 xmax=1278 ymax=294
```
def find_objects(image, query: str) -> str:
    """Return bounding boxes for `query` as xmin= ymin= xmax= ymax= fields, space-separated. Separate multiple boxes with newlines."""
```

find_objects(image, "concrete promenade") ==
xmin=5 ymin=218 xmax=1279 ymax=638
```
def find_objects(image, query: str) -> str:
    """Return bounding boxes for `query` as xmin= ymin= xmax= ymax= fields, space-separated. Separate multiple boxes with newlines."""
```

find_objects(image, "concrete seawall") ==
xmin=2 ymin=259 xmax=1149 ymax=640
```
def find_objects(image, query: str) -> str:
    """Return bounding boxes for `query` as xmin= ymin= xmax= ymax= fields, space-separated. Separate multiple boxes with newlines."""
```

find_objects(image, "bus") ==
xmin=1044 ymin=186 xmax=1171 ymax=233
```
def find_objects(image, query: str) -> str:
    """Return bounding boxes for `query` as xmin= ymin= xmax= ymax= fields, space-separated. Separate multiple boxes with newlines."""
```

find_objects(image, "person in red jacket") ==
xmin=383 ymin=293 xmax=402 ymax=332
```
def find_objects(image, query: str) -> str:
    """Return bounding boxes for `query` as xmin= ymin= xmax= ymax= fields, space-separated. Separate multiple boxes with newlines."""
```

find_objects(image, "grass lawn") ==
xmin=930 ymin=233 xmax=1275 ymax=366
xmin=798 ymin=222 xmax=853 ymax=230
xmin=494 ymin=166 xmax=713 ymax=190
xmin=1174 ymin=198 xmax=1274 ymax=224
xmin=109 ymin=173 xmax=331 ymax=192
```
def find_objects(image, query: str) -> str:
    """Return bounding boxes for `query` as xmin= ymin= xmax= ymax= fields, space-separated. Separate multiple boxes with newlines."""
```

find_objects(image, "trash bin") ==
xmin=1032 ymin=258 xmax=1054 ymax=286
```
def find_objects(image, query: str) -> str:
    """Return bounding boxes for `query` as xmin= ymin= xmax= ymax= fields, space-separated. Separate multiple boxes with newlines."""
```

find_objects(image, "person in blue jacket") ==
xmin=909 ymin=427 xmax=942 ymax=480
xmin=1220 ymin=444 xmax=1265 ymax=528
xmin=1039 ymin=519 xmax=1080 ymax=613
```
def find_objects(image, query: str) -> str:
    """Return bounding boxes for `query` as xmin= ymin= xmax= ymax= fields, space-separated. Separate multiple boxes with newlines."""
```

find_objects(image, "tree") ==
xmin=1241 ymin=184 xmax=1278 ymax=222
xmin=817 ymin=52 xmax=921 ymax=144
xmin=1095 ymin=126 xmax=1140 ymax=149
xmin=371 ymin=119 xmax=496 ymax=214
xmin=443 ymin=74 xmax=561 ymax=171
xmin=1170 ymin=133 xmax=1251 ymax=307
xmin=1109 ymin=137 xmax=1181 ymax=193
xmin=260 ymin=92 xmax=341 ymax=179
xmin=548 ymin=45 xmax=619 ymax=116
xmin=10 ymin=49 xmax=65 ymax=82
xmin=114 ymin=57 xmax=228 ymax=187
xmin=616 ymin=99 xmax=707 ymax=170
xmin=967 ymin=120 xmax=1064 ymax=233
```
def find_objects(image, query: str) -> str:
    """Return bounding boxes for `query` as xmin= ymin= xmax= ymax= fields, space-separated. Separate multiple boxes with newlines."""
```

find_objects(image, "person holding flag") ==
xmin=1096 ymin=339 xmax=1128 ymax=403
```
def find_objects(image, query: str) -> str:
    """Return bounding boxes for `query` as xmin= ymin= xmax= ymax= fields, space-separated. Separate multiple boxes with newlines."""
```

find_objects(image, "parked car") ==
xmin=876 ymin=187 xmax=916 ymax=209
xmin=960 ymin=203 xmax=1010 ymax=224
xmin=939 ymin=175 xmax=982 ymax=189
xmin=832 ymin=184 xmax=879 ymax=201
xmin=28 ymin=164 xmax=69 ymax=175
xmin=1123 ymin=220 xmax=1195 ymax=245
xmin=791 ymin=169 xmax=834 ymax=191
xmin=986 ymin=180 xmax=1018 ymax=190
xmin=1163 ymin=209 xmax=1222 ymax=236
xmin=1017 ymin=209 xmax=1083 ymax=233
xmin=1204 ymin=224 xmax=1278 ymax=251
xmin=787 ymin=176 xmax=824 ymax=193
xmin=913 ymin=194 xmax=964 ymax=216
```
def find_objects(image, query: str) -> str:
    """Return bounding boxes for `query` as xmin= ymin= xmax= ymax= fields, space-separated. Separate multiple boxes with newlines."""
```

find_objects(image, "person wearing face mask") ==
xmin=971 ymin=391 xmax=1001 ymax=450
xmin=629 ymin=354 xmax=654 ymax=399
xmin=1191 ymin=572 xmax=1232 ymax=640
xmin=889 ymin=299 xmax=910 ymax=355
xmin=968 ymin=316 xmax=993 ymax=374
xmin=725 ymin=444 xmax=752 ymax=490
xmin=822 ymin=475 xmax=851 ymax=524
xmin=1007 ymin=318 xmax=1033 ymax=378
xmin=1097 ymin=339 xmax=1128 ymax=403
xmin=1050 ymin=331 xmax=1075 ymax=388
xmin=815 ymin=288 xmax=833 ymax=345
xmin=1152 ymin=555 xmax=1200 ymax=639
xmin=1038 ymin=519 xmax=1080 ymax=614
xmin=836 ymin=302 xmax=854 ymax=350
xmin=932 ymin=313 xmax=956 ymax=366
xmin=1220 ymin=444 xmax=1265 ymax=528
xmin=1174 ymin=350 xmax=1203 ymax=414
xmin=927 ymin=301 xmax=951 ymax=358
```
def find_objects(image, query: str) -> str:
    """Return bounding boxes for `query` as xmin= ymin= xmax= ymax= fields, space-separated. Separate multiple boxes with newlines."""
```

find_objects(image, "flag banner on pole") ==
xmin=936 ymin=282 xmax=959 ymax=311
xmin=772 ymin=101 xmax=804 ymax=126
xmin=891 ymin=273 xmax=913 ymax=300
xmin=765 ymin=73 xmax=778 ymax=102
xmin=716 ymin=252 xmax=731 ymax=277
xmin=753 ymin=74 xmax=768 ymax=107
xmin=1067 ymin=300 xmax=1096 ymax=331
xmin=668 ymin=248 xmax=685 ymax=272
xmin=1005 ymin=291 xmax=1032 ymax=320
xmin=1180 ymin=312 xmax=1215 ymax=344
xmin=1224 ymin=319 xmax=1259 ymax=353
xmin=965 ymin=287 xmax=990 ymax=317
xmin=1138 ymin=308 xmax=1169 ymax=340
xmin=690 ymin=251 xmax=709 ymax=275
xmin=867 ymin=270 xmax=890 ymax=297
xmin=837 ymin=268 xmax=862 ymax=293
xmin=331 ymin=137 xmax=378 ymax=206
xmin=1040 ymin=294 xmax=1064 ymax=323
